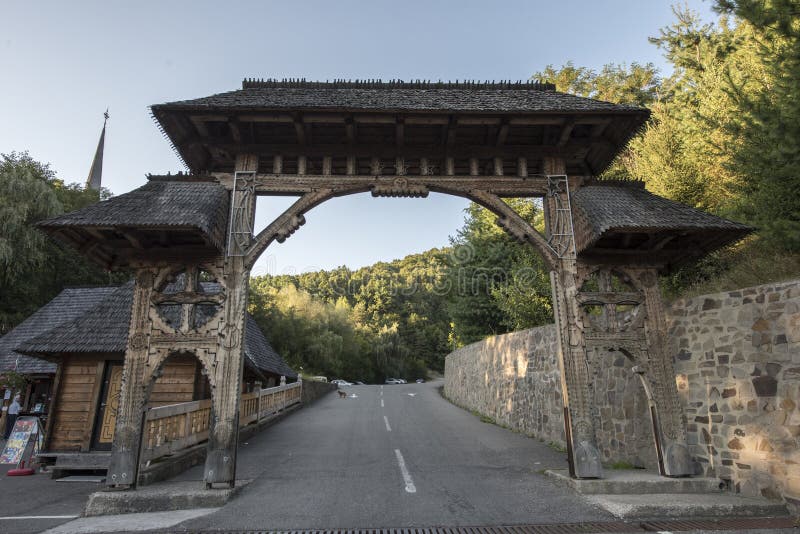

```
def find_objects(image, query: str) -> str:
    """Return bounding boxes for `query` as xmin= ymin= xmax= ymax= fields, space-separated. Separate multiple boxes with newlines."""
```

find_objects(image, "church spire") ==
xmin=86 ymin=110 xmax=109 ymax=191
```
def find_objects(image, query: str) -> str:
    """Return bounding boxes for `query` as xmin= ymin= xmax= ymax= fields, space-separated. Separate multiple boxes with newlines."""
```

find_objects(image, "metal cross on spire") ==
xmin=85 ymin=109 xmax=109 ymax=191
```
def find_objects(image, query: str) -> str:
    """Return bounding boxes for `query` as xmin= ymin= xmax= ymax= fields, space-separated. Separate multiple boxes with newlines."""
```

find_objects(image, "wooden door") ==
xmin=91 ymin=362 xmax=123 ymax=451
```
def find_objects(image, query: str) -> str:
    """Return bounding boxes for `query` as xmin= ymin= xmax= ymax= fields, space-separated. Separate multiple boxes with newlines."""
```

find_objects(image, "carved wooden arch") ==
xmin=243 ymin=184 xmax=558 ymax=271
xmin=146 ymin=347 xmax=217 ymax=393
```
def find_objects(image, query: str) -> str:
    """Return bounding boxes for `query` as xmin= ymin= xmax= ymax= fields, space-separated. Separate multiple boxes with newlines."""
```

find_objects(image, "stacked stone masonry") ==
xmin=670 ymin=279 xmax=800 ymax=508
xmin=444 ymin=325 xmax=565 ymax=446
xmin=444 ymin=278 xmax=800 ymax=508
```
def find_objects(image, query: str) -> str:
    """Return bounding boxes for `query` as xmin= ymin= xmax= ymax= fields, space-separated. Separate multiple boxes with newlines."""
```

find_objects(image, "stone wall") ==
xmin=668 ymin=279 xmax=800 ymax=507
xmin=587 ymin=348 xmax=659 ymax=470
xmin=444 ymin=325 xmax=565 ymax=446
xmin=301 ymin=379 xmax=337 ymax=404
xmin=444 ymin=278 xmax=800 ymax=507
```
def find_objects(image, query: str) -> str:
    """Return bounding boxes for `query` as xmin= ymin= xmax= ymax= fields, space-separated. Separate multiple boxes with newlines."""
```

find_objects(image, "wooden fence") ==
xmin=140 ymin=381 xmax=301 ymax=463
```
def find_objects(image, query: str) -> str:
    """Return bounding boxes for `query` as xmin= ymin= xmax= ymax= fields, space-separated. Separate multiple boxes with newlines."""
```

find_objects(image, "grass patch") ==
xmin=608 ymin=460 xmax=638 ymax=470
xmin=547 ymin=441 xmax=567 ymax=453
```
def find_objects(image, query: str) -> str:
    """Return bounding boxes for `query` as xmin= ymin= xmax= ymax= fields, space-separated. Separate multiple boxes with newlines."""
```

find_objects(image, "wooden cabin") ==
xmin=11 ymin=283 xmax=294 ymax=465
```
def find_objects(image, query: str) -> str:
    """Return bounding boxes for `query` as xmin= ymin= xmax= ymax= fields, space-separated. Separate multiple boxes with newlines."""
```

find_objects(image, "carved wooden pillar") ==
xmin=107 ymin=268 xmax=155 ymax=488
xmin=203 ymin=154 xmax=257 ymax=488
xmin=636 ymin=268 xmax=691 ymax=476
xmin=543 ymin=157 xmax=603 ymax=478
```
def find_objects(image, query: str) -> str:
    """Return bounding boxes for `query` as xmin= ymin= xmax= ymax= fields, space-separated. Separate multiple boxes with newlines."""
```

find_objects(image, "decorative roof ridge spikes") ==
xmin=241 ymin=78 xmax=557 ymax=91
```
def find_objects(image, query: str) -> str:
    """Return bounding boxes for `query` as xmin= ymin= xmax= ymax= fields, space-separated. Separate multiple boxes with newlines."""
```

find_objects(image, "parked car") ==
xmin=385 ymin=378 xmax=403 ymax=384
xmin=415 ymin=378 xmax=425 ymax=383
xmin=331 ymin=379 xmax=353 ymax=386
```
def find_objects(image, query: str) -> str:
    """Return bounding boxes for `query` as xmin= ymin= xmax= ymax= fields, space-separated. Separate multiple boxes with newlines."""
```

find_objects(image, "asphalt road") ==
xmin=171 ymin=380 xmax=612 ymax=530
xmin=0 ymin=462 xmax=100 ymax=534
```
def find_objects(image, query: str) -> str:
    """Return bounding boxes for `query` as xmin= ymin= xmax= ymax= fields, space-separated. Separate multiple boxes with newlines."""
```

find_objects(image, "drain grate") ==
xmin=176 ymin=517 xmax=797 ymax=534
xmin=640 ymin=516 xmax=797 ymax=531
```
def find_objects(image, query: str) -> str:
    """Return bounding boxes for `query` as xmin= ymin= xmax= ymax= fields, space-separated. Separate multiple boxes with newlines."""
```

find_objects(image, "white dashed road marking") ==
xmin=381 ymin=399 xmax=384 ymax=407
xmin=383 ymin=415 xmax=392 ymax=432
xmin=394 ymin=449 xmax=417 ymax=493
xmin=0 ymin=516 xmax=79 ymax=520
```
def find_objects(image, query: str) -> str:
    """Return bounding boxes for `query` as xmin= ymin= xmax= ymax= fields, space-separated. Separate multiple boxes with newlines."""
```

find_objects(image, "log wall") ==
xmin=48 ymin=354 xmax=201 ymax=452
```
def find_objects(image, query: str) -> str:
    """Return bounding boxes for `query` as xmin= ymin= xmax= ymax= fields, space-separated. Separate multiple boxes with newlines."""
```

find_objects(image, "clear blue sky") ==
xmin=1 ymin=1 xmax=715 ymax=275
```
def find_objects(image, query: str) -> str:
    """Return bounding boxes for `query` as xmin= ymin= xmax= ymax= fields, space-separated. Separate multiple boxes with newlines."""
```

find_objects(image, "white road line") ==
xmin=383 ymin=415 xmax=392 ymax=431
xmin=0 ymin=515 xmax=79 ymax=520
xmin=394 ymin=449 xmax=417 ymax=493
xmin=381 ymin=399 xmax=384 ymax=407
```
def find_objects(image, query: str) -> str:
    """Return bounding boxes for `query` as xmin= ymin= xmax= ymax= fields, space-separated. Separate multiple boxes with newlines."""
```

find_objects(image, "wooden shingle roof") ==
xmin=150 ymin=79 xmax=650 ymax=175
xmin=16 ymin=285 xmax=295 ymax=379
xmin=0 ymin=287 xmax=118 ymax=374
xmin=161 ymin=79 xmax=644 ymax=114
xmin=37 ymin=180 xmax=230 ymax=267
xmin=571 ymin=182 xmax=752 ymax=270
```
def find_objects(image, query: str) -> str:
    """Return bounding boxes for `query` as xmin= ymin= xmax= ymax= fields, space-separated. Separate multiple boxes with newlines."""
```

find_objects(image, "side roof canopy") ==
xmin=37 ymin=179 xmax=229 ymax=268
xmin=571 ymin=182 xmax=752 ymax=271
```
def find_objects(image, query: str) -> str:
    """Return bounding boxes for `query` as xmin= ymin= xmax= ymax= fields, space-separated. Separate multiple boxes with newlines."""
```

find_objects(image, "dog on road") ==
xmin=338 ymin=390 xmax=347 ymax=399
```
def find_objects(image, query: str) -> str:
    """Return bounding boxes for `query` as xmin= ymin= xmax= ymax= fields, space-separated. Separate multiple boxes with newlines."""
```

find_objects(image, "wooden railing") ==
xmin=140 ymin=381 xmax=301 ymax=463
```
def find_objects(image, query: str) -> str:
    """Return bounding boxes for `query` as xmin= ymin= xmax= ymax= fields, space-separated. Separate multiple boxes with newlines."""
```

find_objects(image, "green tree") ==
xmin=0 ymin=152 xmax=124 ymax=333
xmin=447 ymin=199 xmax=551 ymax=346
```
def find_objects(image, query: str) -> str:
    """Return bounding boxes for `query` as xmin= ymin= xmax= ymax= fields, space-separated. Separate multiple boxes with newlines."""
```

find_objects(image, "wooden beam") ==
xmin=345 ymin=117 xmax=355 ymax=146
xmin=241 ymin=173 xmax=551 ymax=197
xmin=590 ymin=119 xmax=612 ymax=137
xmin=445 ymin=116 xmax=457 ymax=147
xmin=228 ymin=119 xmax=243 ymax=143
xmin=517 ymin=157 xmax=528 ymax=178
xmin=395 ymin=119 xmax=405 ymax=149
xmin=193 ymin=142 xmax=581 ymax=160
xmin=293 ymin=115 xmax=306 ymax=146
xmin=557 ymin=119 xmax=576 ymax=147
xmin=272 ymin=155 xmax=283 ymax=174
xmin=120 ymin=229 xmax=146 ymax=249
xmin=469 ymin=158 xmax=479 ymax=176
xmin=493 ymin=157 xmax=504 ymax=176
xmin=496 ymin=120 xmax=510 ymax=147
xmin=445 ymin=157 xmax=455 ymax=176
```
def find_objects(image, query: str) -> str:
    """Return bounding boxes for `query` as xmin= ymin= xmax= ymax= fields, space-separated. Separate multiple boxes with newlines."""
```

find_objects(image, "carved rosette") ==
xmin=371 ymin=177 xmax=429 ymax=198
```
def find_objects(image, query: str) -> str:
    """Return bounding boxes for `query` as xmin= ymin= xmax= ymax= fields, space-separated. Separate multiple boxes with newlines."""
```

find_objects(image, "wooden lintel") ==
xmin=246 ymin=174 xmax=550 ymax=197
xmin=352 ymin=114 xmax=395 ymax=124
xmin=458 ymin=117 xmax=502 ymax=126
xmin=302 ymin=113 xmax=347 ymax=124
xmin=237 ymin=113 xmax=293 ymax=123
xmin=193 ymin=142 xmax=580 ymax=159
xmin=404 ymin=116 xmax=450 ymax=125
